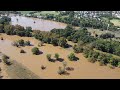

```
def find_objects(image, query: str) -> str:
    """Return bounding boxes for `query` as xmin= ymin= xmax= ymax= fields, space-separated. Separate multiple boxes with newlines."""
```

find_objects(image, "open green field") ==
xmin=87 ymin=28 xmax=120 ymax=37
xmin=110 ymin=19 xmax=120 ymax=26
xmin=88 ymin=28 xmax=106 ymax=35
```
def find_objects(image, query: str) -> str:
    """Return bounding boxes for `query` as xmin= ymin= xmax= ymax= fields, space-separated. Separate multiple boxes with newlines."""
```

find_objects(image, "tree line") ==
xmin=0 ymin=16 xmax=32 ymax=37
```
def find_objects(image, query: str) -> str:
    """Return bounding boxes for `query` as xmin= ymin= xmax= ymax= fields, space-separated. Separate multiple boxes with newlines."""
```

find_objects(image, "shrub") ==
xmin=31 ymin=47 xmax=40 ymax=55
xmin=1 ymin=37 xmax=3 ymax=40
xmin=62 ymin=61 xmax=67 ymax=69
xmin=73 ymin=45 xmax=83 ymax=53
xmin=51 ymin=38 xmax=58 ymax=46
xmin=108 ymin=64 xmax=115 ymax=69
xmin=68 ymin=53 xmax=79 ymax=61
xmin=25 ymin=40 xmax=30 ymax=46
xmin=38 ymin=41 xmax=44 ymax=47
xmin=46 ymin=54 xmax=51 ymax=61
xmin=97 ymin=54 xmax=103 ymax=62
xmin=83 ymin=48 xmax=90 ymax=58
xmin=57 ymin=66 xmax=65 ymax=75
xmin=100 ymin=33 xmax=115 ymax=39
xmin=109 ymin=58 xmax=118 ymax=67
xmin=99 ymin=60 xmax=105 ymax=66
xmin=12 ymin=41 xmax=19 ymax=47
xmin=2 ymin=55 xmax=11 ymax=65
xmin=67 ymin=36 xmax=72 ymax=41
xmin=20 ymin=49 xmax=25 ymax=53
xmin=88 ymin=57 xmax=96 ymax=63
xmin=118 ymin=62 xmax=120 ymax=68
xmin=41 ymin=65 xmax=46 ymax=70
xmin=18 ymin=39 xmax=24 ymax=46
xmin=58 ymin=37 xmax=68 ymax=48
xmin=2 ymin=55 xmax=9 ymax=60
xmin=54 ymin=53 xmax=59 ymax=60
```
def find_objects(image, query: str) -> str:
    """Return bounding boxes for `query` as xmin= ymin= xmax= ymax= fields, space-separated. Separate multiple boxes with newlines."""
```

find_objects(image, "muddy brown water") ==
xmin=0 ymin=34 xmax=120 ymax=79
xmin=9 ymin=14 xmax=67 ymax=31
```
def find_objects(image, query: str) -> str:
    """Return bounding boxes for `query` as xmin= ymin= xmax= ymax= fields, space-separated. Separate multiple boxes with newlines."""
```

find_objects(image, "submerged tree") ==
xmin=54 ymin=53 xmax=59 ymax=60
xmin=31 ymin=47 xmax=40 ymax=55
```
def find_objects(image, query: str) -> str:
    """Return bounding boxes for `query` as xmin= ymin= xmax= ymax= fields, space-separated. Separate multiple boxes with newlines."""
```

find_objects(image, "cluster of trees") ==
xmin=37 ymin=11 xmax=120 ymax=31
xmin=83 ymin=48 xmax=120 ymax=67
xmin=0 ymin=16 xmax=11 ymax=25
xmin=73 ymin=38 xmax=120 ymax=57
xmin=0 ymin=16 xmax=32 ymax=37
xmin=46 ymin=53 xmax=60 ymax=62
xmin=34 ymin=25 xmax=95 ymax=49
xmin=73 ymin=44 xmax=83 ymax=53
xmin=33 ymin=30 xmax=69 ymax=48
xmin=0 ymin=11 xmax=19 ymax=15
xmin=94 ymin=39 xmax=120 ymax=56
xmin=41 ymin=14 xmax=56 ymax=20
xmin=31 ymin=47 xmax=40 ymax=55
xmin=58 ymin=61 xmax=67 ymax=75
xmin=68 ymin=53 xmax=79 ymax=61
xmin=99 ymin=33 xmax=115 ymax=39
xmin=0 ymin=16 xmax=11 ymax=33
xmin=12 ymin=39 xmax=31 ymax=47
xmin=73 ymin=44 xmax=120 ymax=67
xmin=51 ymin=26 xmax=95 ymax=43
xmin=72 ymin=37 xmax=120 ymax=67
xmin=3 ymin=25 xmax=32 ymax=37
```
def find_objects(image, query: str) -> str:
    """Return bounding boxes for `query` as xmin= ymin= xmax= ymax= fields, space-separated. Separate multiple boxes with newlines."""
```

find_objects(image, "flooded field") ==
xmin=0 ymin=34 xmax=120 ymax=79
xmin=9 ymin=14 xmax=67 ymax=31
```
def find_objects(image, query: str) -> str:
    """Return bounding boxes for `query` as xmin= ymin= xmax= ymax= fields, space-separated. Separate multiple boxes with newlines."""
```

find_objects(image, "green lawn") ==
xmin=87 ymin=28 xmax=120 ymax=37
xmin=87 ymin=28 xmax=106 ymax=36
xmin=110 ymin=19 xmax=120 ymax=26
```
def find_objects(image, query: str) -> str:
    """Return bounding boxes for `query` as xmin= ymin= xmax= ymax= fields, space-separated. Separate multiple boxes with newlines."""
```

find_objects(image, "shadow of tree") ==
xmin=0 ymin=59 xmax=2 ymax=63
xmin=33 ymin=51 xmax=43 ymax=55
xmin=57 ymin=58 xmax=64 ymax=62
xmin=66 ymin=67 xmax=74 ymax=71
xmin=59 ymin=71 xmax=70 ymax=76
xmin=49 ymin=59 xmax=56 ymax=62
xmin=39 ymin=51 xmax=43 ymax=54
xmin=63 ymin=71 xmax=70 ymax=75
xmin=74 ymin=57 xmax=79 ymax=61
xmin=0 ymin=76 xmax=3 ymax=79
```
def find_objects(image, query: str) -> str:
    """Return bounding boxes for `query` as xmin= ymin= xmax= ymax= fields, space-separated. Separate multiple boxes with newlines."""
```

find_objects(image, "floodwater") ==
xmin=0 ymin=34 xmax=120 ymax=79
xmin=9 ymin=14 xmax=67 ymax=31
